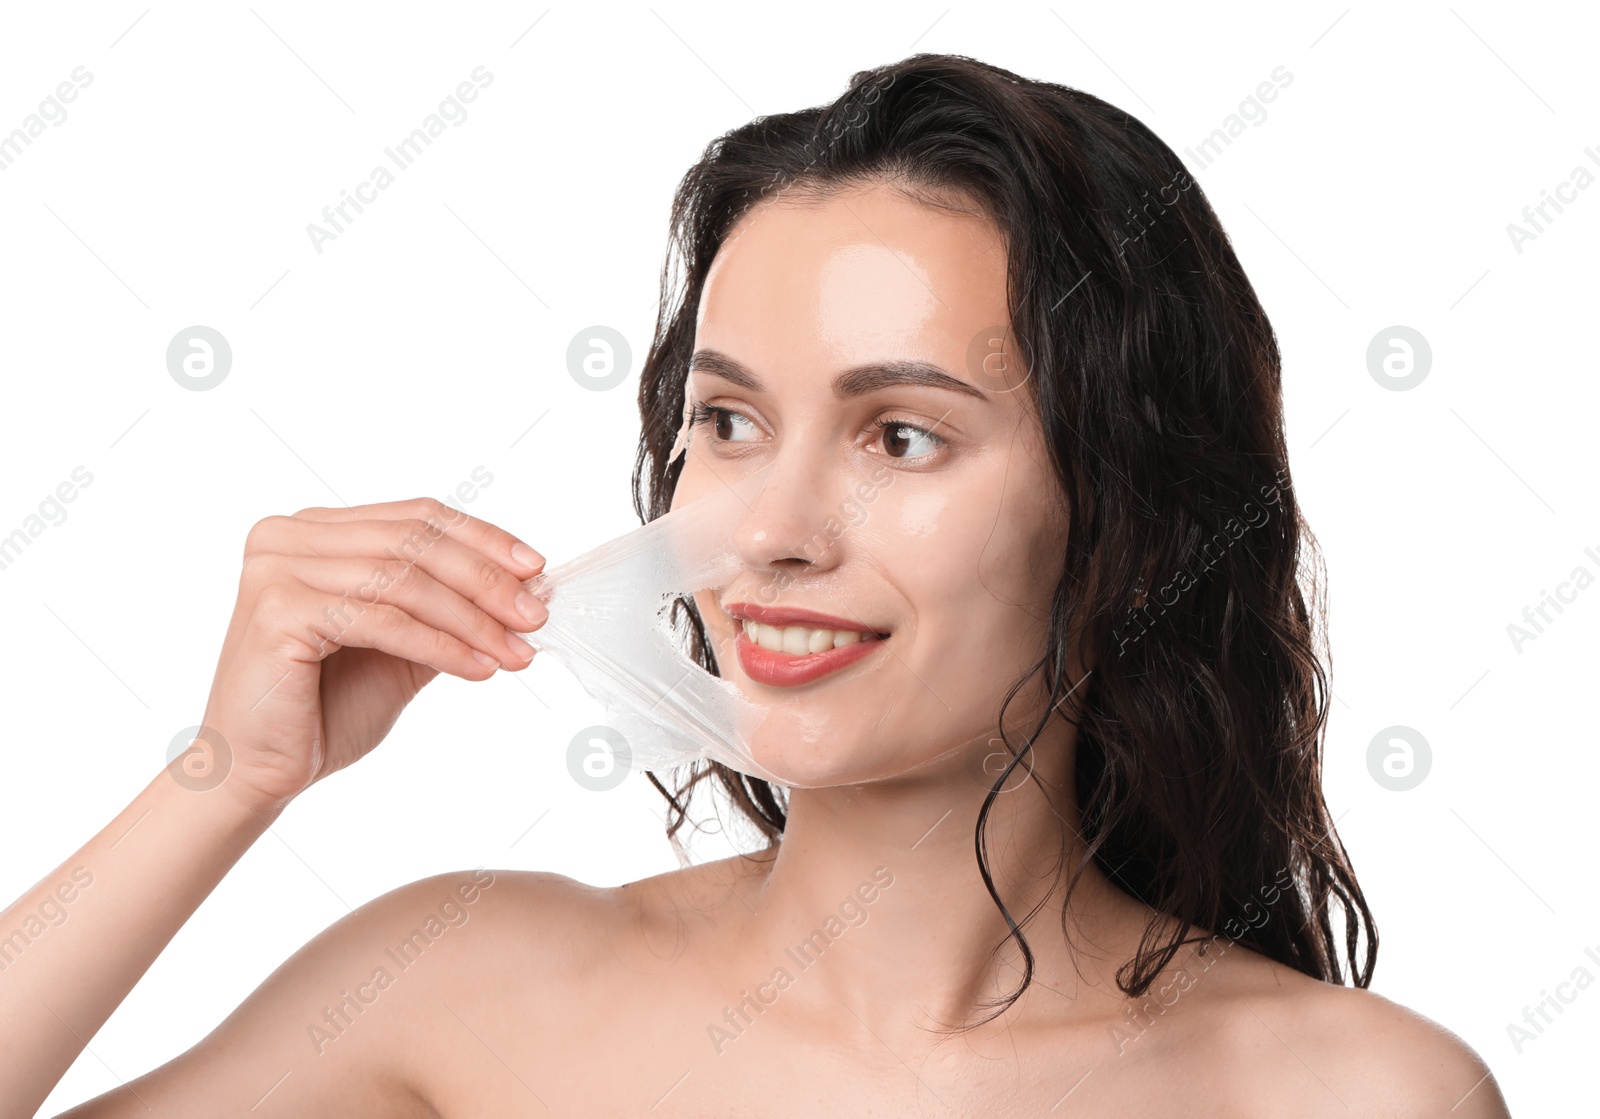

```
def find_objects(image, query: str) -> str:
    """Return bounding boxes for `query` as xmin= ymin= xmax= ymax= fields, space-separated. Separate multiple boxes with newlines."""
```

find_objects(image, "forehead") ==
xmin=694 ymin=184 xmax=1009 ymax=378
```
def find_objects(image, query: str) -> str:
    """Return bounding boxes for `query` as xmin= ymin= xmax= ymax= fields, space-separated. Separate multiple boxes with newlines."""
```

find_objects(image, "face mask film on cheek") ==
xmin=516 ymin=463 xmax=832 ymax=788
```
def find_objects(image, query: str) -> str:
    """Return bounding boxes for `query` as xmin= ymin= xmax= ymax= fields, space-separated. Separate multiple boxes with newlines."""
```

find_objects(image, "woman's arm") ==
xmin=36 ymin=857 xmax=502 ymax=1118
xmin=0 ymin=497 xmax=547 ymax=1116
xmin=0 ymin=770 xmax=280 ymax=1119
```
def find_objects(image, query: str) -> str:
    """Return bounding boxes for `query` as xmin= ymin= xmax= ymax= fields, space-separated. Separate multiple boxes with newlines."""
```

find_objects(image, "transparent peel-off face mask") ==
xmin=517 ymin=464 xmax=804 ymax=787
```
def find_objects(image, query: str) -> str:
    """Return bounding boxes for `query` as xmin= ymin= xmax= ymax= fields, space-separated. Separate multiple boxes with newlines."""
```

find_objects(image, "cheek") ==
xmin=691 ymin=588 xmax=732 ymax=662
xmin=868 ymin=479 xmax=1062 ymax=677
xmin=668 ymin=465 xmax=711 ymax=513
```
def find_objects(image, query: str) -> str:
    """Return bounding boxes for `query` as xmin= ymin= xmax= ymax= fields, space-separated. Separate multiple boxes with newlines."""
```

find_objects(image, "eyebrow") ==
xmin=689 ymin=348 xmax=987 ymax=401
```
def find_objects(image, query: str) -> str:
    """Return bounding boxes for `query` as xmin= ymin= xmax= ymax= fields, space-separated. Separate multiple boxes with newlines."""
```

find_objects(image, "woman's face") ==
xmin=669 ymin=181 xmax=1070 ymax=788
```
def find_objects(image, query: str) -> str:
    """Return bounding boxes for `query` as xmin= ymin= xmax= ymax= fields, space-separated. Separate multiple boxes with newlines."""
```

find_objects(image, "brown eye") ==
xmin=692 ymin=403 xmax=759 ymax=443
xmin=876 ymin=419 xmax=943 ymax=459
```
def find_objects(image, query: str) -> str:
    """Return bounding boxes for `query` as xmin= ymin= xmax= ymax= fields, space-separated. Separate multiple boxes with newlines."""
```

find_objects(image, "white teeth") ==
xmin=741 ymin=618 xmax=874 ymax=655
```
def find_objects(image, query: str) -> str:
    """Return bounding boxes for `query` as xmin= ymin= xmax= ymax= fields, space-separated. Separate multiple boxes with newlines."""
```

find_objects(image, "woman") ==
xmin=2 ymin=54 xmax=1507 ymax=1116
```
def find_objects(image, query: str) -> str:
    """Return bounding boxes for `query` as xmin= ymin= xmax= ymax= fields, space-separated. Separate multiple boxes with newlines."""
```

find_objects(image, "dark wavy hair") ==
xmin=629 ymin=52 xmax=1375 ymax=1016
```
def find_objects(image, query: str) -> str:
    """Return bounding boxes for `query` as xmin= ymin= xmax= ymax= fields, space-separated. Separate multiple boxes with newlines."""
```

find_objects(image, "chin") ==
xmin=740 ymin=741 xmax=911 ymax=790
xmin=729 ymin=701 xmax=978 ymax=791
xmin=717 ymin=690 xmax=871 ymax=789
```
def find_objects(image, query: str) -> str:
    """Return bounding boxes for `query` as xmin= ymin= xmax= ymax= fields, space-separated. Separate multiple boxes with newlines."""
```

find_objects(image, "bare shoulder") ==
xmin=54 ymin=863 xmax=757 ymax=1119
xmin=1302 ymin=984 xmax=1508 ymax=1117
xmin=423 ymin=851 xmax=773 ymax=954
xmin=52 ymin=868 xmax=630 ymax=1118
xmin=1201 ymin=949 xmax=1511 ymax=1118
xmin=251 ymin=865 xmax=638 ymax=1045
xmin=372 ymin=866 xmax=639 ymax=1002
xmin=402 ymin=865 xmax=631 ymax=957
xmin=382 ymin=854 xmax=772 ymax=1012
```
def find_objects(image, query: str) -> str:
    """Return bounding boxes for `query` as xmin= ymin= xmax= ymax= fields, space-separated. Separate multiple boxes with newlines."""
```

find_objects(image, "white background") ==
xmin=0 ymin=2 xmax=1594 ymax=1113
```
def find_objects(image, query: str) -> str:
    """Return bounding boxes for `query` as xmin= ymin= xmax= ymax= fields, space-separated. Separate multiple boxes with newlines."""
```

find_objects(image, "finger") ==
xmin=247 ymin=518 xmax=550 ymax=637
xmin=251 ymin=554 xmax=536 ymax=670
xmin=264 ymin=581 xmax=502 ymax=681
xmin=322 ymin=600 xmax=503 ymax=681
xmin=278 ymin=497 xmax=545 ymax=578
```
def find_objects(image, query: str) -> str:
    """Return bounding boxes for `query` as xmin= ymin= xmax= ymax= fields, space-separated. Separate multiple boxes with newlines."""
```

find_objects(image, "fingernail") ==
xmin=472 ymin=650 xmax=498 ymax=670
xmin=505 ymin=631 xmax=535 ymax=661
xmin=515 ymin=591 xmax=548 ymax=627
xmin=511 ymin=542 xmax=544 ymax=571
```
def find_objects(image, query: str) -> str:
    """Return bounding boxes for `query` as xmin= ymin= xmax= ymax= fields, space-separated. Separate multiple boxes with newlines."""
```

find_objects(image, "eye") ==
xmin=688 ymin=401 xmax=760 ymax=443
xmin=872 ymin=417 xmax=945 ymax=460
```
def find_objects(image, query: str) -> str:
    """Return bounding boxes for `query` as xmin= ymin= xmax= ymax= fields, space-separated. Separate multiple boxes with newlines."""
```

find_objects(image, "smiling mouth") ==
xmin=720 ymin=602 xmax=889 ymax=687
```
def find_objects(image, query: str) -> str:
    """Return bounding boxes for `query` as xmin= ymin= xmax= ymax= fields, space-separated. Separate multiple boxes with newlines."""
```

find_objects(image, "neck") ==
xmin=730 ymin=718 xmax=1153 ymax=1042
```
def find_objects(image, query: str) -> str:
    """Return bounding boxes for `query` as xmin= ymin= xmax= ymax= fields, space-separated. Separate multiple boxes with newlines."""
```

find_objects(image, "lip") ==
xmin=722 ymin=601 xmax=887 ymax=636
xmin=733 ymin=628 xmax=886 ymax=687
xmin=720 ymin=601 xmax=889 ymax=687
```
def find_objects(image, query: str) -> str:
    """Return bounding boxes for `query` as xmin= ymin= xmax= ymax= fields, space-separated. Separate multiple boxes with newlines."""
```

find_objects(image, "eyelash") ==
xmin=869 ymin=416 xmax=946 ymax=459
xmin=687 ymin=402 xmax=947 ymax=459
xmin=686 ymin=401 xmax=724 ymax=429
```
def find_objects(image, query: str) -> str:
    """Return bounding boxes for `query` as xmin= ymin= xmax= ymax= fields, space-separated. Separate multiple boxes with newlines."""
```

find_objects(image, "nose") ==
xmin=729 ymin=443 xmax=849 ymax=577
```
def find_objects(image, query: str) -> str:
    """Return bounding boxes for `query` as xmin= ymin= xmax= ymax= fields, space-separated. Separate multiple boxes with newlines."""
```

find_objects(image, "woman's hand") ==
xmin=196 ymin=497 xmax=548 ymax=813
